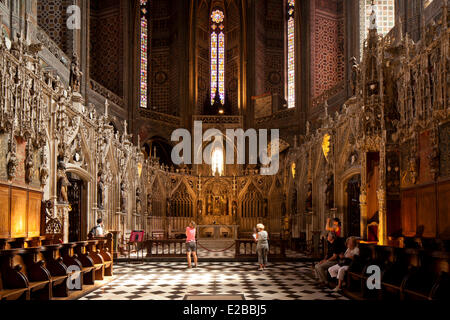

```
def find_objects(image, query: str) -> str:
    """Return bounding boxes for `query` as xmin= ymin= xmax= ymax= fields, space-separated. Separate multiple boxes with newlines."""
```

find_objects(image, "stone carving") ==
xmin=97 ymin=172 xmax=105 ymax=209
xmin=6 ymin=135 xmax=18 ymax=181
xmin=25 ymin=140 xmax=34 ymax=184
xmin=136 ymin=187 xmax=142 ymax=214
xmin=69 ymin=53 xmax=82 ymax=93
xmin=120 ymin=182 xmax=127 ymax=213
xmin=350 ymin=57 xmax=360 ymax=96
xmin=40 ymin=149 xmax=49 ymax=187
xmin=57 ymin=159 xmax=70 ymax=203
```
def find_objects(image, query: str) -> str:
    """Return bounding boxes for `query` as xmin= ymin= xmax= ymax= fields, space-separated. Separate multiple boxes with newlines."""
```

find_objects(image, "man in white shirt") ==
xmin=94 ymin=218 xmax=104 ymax=237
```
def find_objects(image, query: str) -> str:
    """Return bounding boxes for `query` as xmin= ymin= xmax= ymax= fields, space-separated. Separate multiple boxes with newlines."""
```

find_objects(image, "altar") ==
xmin=197 ymin=225 xmax=239 ymax=240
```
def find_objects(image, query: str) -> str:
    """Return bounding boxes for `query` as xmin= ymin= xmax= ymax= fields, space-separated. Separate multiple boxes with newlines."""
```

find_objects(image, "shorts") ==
xmin=186 ymin=241 xmax=197 ymax=252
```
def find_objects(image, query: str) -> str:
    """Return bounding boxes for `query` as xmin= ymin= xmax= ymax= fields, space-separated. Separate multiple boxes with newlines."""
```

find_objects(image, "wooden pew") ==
xmin=346 ymin=244 xmax=376 ymax=298
xmin=14 ymin=249 xmax=52 ymax=300
xmin=86 ymin=241 xmax=105 ymax=281
xmin=0 ymin=249 xmax=29 ymax=301
xmin=380 ymin=247 xmax=410 ymax=300
xmin=402 ymin=251 xmax=449 ymax=300
xmin=34 ymin=246 xmax=70 ymax=297
xmin=73 ymin=242 xmax=96 ymax=285
xmin=60 ymin=243 xmax=87 ymax=289
xmin=0 ymin=270 xmax=29 ymax=300
xmin=0 ymin=237 xmax=116 ymax=300
xmin=94 ymin=238 xmax=113 ymax=277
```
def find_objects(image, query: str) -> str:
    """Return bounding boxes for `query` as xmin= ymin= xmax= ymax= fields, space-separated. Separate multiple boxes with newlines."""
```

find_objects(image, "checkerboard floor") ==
xmin=79 ymin=262 xmax=347 ymax=300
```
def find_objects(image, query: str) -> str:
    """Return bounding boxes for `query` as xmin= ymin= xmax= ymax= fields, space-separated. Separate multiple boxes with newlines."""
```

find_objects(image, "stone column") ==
xmin=377 ymin=145 xmax=388 ymax=245
xmin=359 ymin=151 xmax=368 ymax=239
xmin=55 ymin=203 xmax=71 ymax=243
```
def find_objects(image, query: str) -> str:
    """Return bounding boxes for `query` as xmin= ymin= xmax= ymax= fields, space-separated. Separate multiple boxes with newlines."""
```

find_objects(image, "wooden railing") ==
xmin=145 ymin=239 xmax=186 ymax=257
xmin=235 ymin=239 xmax=287 ymax=258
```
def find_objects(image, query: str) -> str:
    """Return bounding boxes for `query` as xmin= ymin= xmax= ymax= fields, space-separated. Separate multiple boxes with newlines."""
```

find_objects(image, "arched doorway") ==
xmin=346 ymin=175 xmax=361 ymax=237
xmin=67 ymin=172 xmax=88 ymax=242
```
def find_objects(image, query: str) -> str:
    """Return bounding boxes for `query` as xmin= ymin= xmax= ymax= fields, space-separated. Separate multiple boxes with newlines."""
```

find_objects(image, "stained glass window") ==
xmin=360 ymin=0 xmax=395 ymax=55
xmin=211 ymin=10 xmax=225 ymax=105
xmin=287 ymin=0 xmax=295 ymax=109
xmin=140 ymin=0 xmax=149 ymax=109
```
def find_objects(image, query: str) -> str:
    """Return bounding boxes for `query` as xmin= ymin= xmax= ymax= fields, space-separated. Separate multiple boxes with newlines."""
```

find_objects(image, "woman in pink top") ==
xmin=186 ymin=221 xmax=198 ymax=268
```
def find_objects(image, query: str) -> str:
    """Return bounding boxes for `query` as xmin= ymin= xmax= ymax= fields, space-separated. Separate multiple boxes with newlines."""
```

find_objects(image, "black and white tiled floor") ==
xmin=80 ymin=262 xmax=347 ymax=300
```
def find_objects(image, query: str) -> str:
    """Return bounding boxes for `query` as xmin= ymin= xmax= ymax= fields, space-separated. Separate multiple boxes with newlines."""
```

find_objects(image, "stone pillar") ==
xmin=377 ymin=188 xmax=387 ymax=245
xmin=55 ymin=203 xmax=71 ymax=243
xmin=378 ymin=145 xmax=387 ymax=245
xmin=360 ymin=151 xmax=368 ymax=239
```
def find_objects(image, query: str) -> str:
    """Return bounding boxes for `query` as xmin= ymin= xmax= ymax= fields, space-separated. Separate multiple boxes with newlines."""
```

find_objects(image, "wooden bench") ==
xmin=60 ymin=243 xmax=86 ymax=290
xmin=86 ymin=241 xmax=105 ymax=281
xmin=343 ymin=243 xmax=450 ymax=300
xmin=73 ymin=242 xmax=96 ymax=285
xmin=33 ymin=246 xmax=70 ymax=297
xmin=14 ymin=249 xmax=52 ymax=300
xmin=0 ymin=235 xmax=115 ymax=300
xmin=0 ymin=249 xmax=30 ymax=301
xmin=94 ymin=238 xmax=113 ymax=277
xmin=0 ymin=270 xmax=29 ymax=300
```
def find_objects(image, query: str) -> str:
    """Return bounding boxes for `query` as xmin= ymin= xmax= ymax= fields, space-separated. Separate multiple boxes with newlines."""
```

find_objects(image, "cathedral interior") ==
xmin=0 ymin=0 xmax=449 ymax=303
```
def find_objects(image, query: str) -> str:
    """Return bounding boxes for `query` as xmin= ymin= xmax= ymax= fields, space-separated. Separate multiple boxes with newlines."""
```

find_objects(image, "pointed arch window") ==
xmin=210 ymin=9 xmax=225 ymax=105
xmin=140 ymin=0 xmax=150 ymax=108
xmin=287 ymin=0 xmax=295 ymax=109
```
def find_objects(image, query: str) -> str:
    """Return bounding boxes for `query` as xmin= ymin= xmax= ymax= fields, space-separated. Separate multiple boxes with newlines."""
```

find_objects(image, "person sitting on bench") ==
xmin=89 ymin=218 xmax=105 ymax=237
xmin=314 ymin=232 xmax=344 ymax=286
xmin=328 ymin=236 xmax=359 ymax=292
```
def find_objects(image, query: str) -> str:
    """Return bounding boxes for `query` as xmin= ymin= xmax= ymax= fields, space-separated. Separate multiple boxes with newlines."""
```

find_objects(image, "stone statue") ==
xmin=6 ymin=136 xmax=18 ymax=181
xmin=97 ymin=172 xmax=104 ymax=209
xmin=232 ymin=201 xmax=237 ymax=217
xmin=57 ymin=160 xmax=70 ymax=203
xmin=120 ymin=182 xmax=127 ymax=212
xmin=369 ymin=6 xmax=378 ymax=30
xmin=350 ymin=57 xmax=360 ymax=96
xmin=136 ymin=187 xmax=142 ymax=214
xmin=40 ymin=150 xmax=49 ymax=187
xmin=197 ymin=200 xmax=202 ymax=215
xmin=25 ymin=143 xmax=34 ymax=184
xmin=69 ymin=53 xmax=83 ymax=93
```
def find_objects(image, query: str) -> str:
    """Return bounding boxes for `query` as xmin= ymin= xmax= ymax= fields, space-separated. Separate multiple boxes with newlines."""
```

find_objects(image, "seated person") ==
xmin=328 ymin=236 xmax=360 ymax=291
xmin=89 ymin=218 xmax=105 ymax=237
xmin=314 ymin=232 xmax=345 ymax=286
xmin=325 ymin=217 xmax=342 ymax=238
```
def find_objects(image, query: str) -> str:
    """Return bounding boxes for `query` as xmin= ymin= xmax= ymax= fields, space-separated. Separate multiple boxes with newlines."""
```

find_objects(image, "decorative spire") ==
xmin=369 ymin=1 xmax=378 ymax=31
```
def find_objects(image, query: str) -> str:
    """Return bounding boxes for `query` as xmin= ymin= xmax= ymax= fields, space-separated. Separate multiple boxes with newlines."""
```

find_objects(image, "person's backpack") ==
xmin=88 ymin=225 xmax=98 ymax=238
